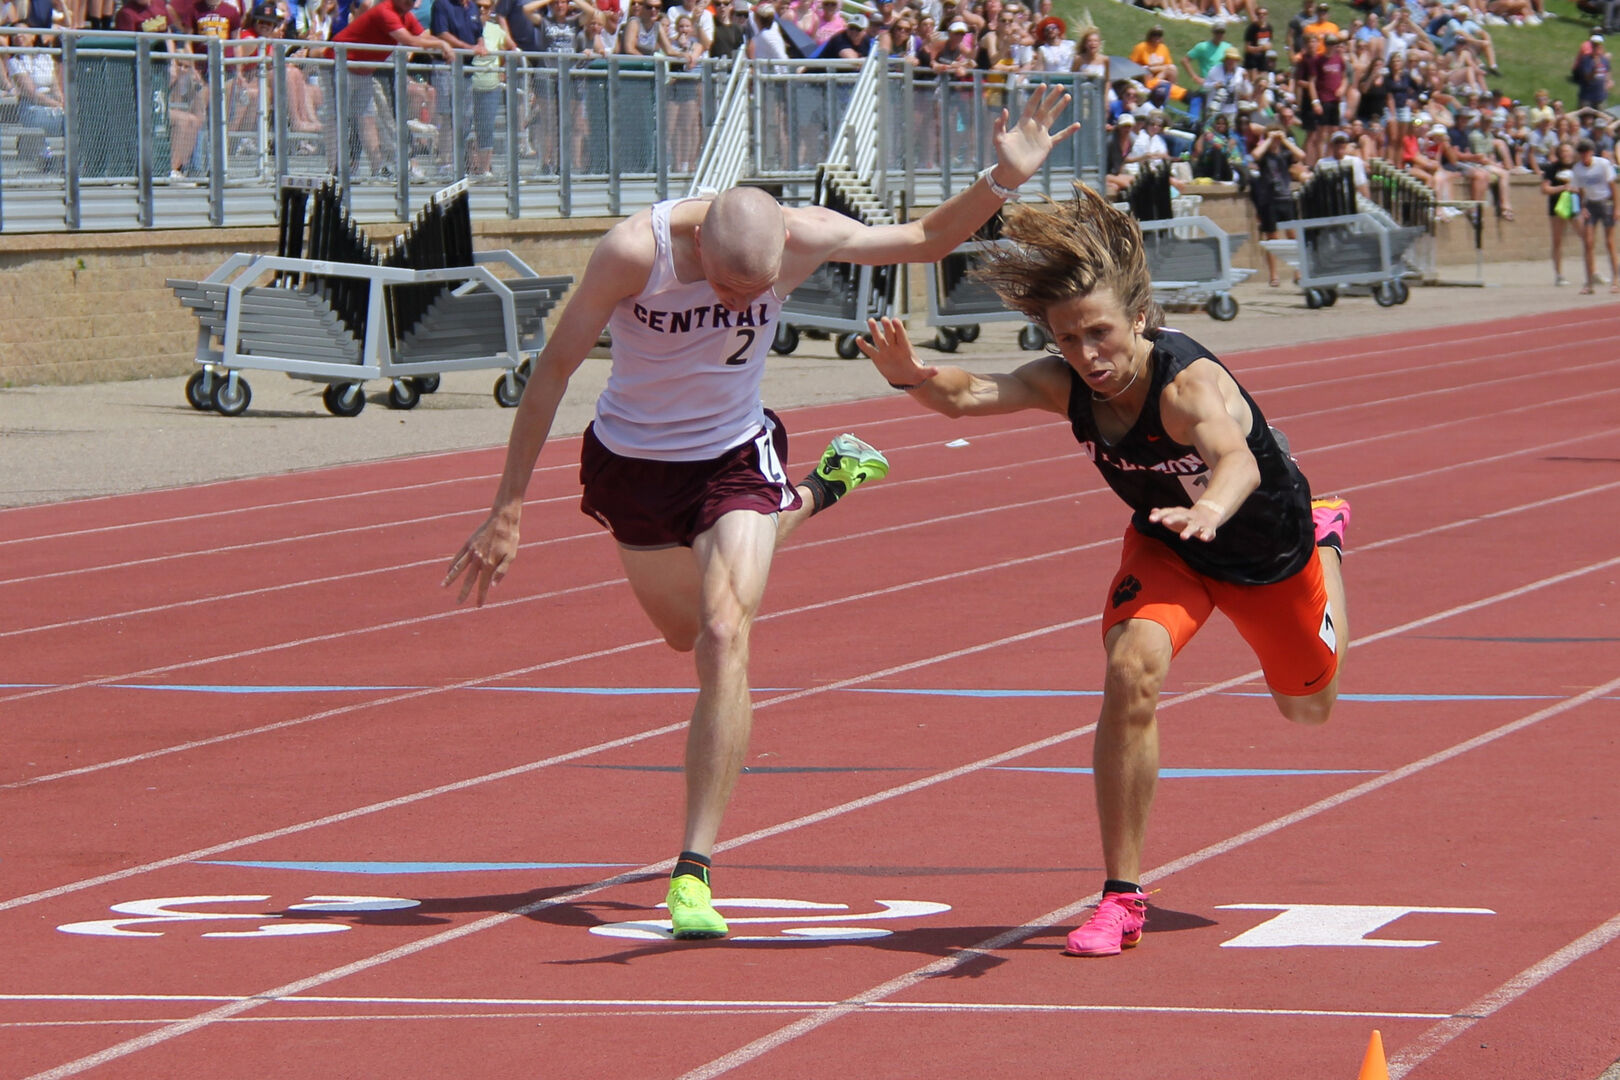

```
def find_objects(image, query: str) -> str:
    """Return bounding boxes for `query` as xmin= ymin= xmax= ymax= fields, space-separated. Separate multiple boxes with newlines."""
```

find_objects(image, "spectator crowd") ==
xmin=1092 ymin=0 xmax=1620 ymax=288
xmin=4 ymin=0 xmax=1619 ymax=284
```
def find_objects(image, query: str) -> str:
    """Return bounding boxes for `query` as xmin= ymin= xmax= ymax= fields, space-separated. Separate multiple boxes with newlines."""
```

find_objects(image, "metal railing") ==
xmin=0 ymin=27 xmax=1102 ymax=232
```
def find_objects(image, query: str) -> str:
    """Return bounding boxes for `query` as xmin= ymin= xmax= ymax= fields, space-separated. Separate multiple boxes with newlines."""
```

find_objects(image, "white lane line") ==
xmin=5 ymin=419 xmax=1618 ymax=789
xmin=674 ymin=668 xmax=1620 ymax=1080
xmin=1387 ymin=909 xmax=1620 ymax=1079
xmin=4 ymin=314 xmax=1612 ymax=548
xmin=0 ymin=993 xmax=1452 ymax=1022
xmin=0 ymin=534 xmax=1117 ymax=794
xmin=0 ymin=413 xmax=919 ymax=548
xmin=12 ymin=553 xmax=1620 ymax=1075
xmin=0 ymin=450 xmax=1086 ymax=635
xmin=5 ymin=387 xmax=1615 ymax=696
xmin=14 ymin=559 xmax=1620 ymax=1080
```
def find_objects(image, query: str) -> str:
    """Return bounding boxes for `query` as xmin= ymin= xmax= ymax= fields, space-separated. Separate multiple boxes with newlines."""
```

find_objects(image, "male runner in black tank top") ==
xmin=858 ymin=184 xmax=1352 ymax=959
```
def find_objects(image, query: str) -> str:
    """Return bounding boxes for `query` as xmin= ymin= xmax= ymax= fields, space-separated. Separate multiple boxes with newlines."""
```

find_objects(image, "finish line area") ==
xmin=3 ymin=306 xmax=1619 ymax=1079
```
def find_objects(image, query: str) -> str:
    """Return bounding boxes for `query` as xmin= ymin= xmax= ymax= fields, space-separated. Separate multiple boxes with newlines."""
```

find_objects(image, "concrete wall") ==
xmin=0 ymin=173 xmax=1553 ymax=387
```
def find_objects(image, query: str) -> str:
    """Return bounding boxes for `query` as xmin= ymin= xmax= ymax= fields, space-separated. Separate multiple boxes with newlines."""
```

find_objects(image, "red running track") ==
xmin=2 ymin=307 xmax=1619 ymax=1080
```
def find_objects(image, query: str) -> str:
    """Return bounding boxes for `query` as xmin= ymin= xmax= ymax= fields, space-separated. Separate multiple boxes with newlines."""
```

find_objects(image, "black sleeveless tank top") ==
xmin=1064 ymin=329 xmax=1314 ymax=585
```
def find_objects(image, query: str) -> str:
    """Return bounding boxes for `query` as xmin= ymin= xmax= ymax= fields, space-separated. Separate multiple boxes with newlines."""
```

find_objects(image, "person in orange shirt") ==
xmin=1300 ymin=1 xmax=1339 ymax=58
xmin=1130 ymin=25 xmax=1186 ymax=104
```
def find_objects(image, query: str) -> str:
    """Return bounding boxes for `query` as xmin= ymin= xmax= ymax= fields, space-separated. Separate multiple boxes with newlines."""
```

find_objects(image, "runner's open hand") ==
xmin=991 ymin=83 xmax=1082 ymax=187
xmin=858 ymin=317 xmax=938 ymax=390
xmin=443 ymin=506 xmax=521 ymax=607
xmin=1148 ymin=502 xmax=1223 ymax=543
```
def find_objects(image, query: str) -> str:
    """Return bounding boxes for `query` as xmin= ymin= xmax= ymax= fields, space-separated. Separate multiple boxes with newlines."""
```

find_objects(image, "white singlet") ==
xmin=592 ymin=199 xmax=784 ymax=461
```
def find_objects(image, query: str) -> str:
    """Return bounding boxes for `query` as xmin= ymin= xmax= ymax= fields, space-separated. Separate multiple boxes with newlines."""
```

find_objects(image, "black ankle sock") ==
xmin=802 ymin=471 xmax=838 ymax=515
xmin=673 ymin=851 xmax=711 ymax=885
xmin=1103 ymin=879 xmax=1142 ymax=896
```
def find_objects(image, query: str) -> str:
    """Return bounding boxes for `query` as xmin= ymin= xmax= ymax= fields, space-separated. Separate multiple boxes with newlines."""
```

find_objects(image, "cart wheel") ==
xmin=1392 ymin=279 xmax=1411 ymax=305
xmin=185 ymin=370 xmax=214 ymax=411
xmin=1207 ymin=294 xmax=1239 ymax=321
xmin=1018 ymin=324 xmax=1047 ymax=351
xmin=773 ymin=322 xmax=800 ymax=355
xmin=516 ymin=359 xmax=533 ymax=381
xmin=409 ymin=374 xmax=441 ymax=395
xmin=933 ymin=327 xmax=959 ymax=353
xmin=494 ymin=372 xmax=526 ymax=408
xmin=210 ymin=374 xmax=251 ymax=417
xmin=956 ymin=323 xmax=981 ymax=343
xmin=1304 ymin=288 xmax=1324 ymax=310
xmin=387 ymin=379 xmax=422 ymax=410
xmin=835 ymin=332 xmax=864 ymax=360
xmin=1373 ymin=281 xmax=1399 ymax=307
xmin=323 ymin=382 xmax=367 ymax=417
xmin=1322 ymin=288 xmax=1339 ymax=307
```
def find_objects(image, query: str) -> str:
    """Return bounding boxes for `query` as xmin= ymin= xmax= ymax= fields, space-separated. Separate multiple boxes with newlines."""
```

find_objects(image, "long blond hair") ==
xmin=975 ymin=183 xmax=1163 ymax=337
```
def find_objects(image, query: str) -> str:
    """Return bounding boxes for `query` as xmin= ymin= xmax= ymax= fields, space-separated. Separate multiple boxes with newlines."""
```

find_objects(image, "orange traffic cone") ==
xmin=1357 ymin=1029 xmax=1390 ymax=1080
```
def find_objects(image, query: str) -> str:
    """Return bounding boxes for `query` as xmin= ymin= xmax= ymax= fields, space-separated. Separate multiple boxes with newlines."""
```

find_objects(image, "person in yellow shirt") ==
xmin=1130 ymin=25 xmax=1187 ymax=104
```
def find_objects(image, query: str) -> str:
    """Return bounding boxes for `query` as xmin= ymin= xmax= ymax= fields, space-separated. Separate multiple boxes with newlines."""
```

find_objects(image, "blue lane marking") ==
xmin=196 ymin=861 xmax=635 ymax=874
xmin=993 ymin=767 xmax=1380 ymax=777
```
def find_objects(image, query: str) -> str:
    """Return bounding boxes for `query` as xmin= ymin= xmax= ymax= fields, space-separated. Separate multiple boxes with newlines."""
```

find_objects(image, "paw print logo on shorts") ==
xmin=1112 ymin=574 xmax=1143 ymax=610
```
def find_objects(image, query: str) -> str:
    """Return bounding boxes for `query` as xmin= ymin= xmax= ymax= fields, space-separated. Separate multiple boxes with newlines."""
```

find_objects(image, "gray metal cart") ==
xmin=167 ymin=177 xmax=572 ymax=417
xmin=169 ymin=252 xmax=572 ymax=416
xmin=922 ymin=237 xmax=1049 ymax=352
xmin=1137 ymin=214 xmax=1253 ymax=321
xmin=1260 ymin=207 xmax=1423 ymax=309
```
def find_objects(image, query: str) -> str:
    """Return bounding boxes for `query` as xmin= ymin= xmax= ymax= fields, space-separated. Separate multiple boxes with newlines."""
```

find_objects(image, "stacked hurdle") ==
xmin=1368 ymin=160 xmax=1437 ymax=233
xmin=1259 ymin=161 xmax=1424 ymax=310
xmin=1116 ymin=163 xmax=1252 ymax=321
xmin=167 ymin=177 xmax=573 ymax=418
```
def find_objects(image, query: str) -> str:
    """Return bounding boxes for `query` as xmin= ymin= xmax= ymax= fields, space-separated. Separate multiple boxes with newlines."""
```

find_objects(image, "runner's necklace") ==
xmin=1093 ymin=361 xmax=1140 ymax=403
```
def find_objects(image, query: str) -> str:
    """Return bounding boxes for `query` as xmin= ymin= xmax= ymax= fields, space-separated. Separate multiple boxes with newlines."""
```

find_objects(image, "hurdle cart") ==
xmin=167 ymin=178 xmax=573 ymax=417
xmin=1119 ymin=165 xmax=1252 ymax=321
xmin=1260 ymin=161 xmax=1424 ymax=309
xmin=771 ymin=166 xmax=899 ymax=360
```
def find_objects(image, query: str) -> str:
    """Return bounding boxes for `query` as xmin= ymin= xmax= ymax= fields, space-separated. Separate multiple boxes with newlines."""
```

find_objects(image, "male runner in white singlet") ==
xmin=444 ymin=85 xmax=1078 ymax=939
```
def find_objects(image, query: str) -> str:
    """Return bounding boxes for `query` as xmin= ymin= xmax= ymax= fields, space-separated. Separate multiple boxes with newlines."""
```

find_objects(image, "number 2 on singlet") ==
xmin=723 ymin=328 xmax=757 ymax=365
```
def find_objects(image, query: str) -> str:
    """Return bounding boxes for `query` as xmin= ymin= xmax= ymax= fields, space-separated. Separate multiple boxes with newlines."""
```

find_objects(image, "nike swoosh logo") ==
xmin=1303 ymin=666 xmax=1331 ymax=688
xmin=1146 ymin=434 xmax=1161 ymax=442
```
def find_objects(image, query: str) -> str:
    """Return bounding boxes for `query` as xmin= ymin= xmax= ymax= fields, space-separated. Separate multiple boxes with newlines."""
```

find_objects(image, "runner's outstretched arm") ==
xmin=442 ymin=226 xmax=644 ymax=606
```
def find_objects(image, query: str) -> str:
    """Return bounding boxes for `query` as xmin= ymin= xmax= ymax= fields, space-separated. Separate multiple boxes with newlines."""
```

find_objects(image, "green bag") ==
xmin=1555 ymin=190 xmax=1580 ymax=219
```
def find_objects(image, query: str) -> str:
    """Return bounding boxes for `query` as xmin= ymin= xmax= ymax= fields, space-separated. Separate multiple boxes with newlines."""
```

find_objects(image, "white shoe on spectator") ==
xmin=1556 ymin=275 xmax=1569 ymax=286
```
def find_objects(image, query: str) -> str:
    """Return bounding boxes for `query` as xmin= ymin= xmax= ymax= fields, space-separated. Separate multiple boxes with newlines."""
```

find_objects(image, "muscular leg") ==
xmin=1269 ymin=545 xmax=1349 ymax=726
xmin=617 ymin=489 xmax=818 ymax=855
xmin=1093 ymin=618 xmax=1174 ymax=886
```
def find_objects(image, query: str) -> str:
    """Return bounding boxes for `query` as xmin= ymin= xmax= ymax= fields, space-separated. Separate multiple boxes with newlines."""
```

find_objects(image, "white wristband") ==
xmin=979 ymin=167 xmax=1019 ymax=201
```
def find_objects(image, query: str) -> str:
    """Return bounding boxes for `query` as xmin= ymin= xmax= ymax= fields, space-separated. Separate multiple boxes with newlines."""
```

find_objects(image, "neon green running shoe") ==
xmin=666 ymin=874 xmax=728 ymax=940
xmin=815 ymin=433 xmax=890 ymax=498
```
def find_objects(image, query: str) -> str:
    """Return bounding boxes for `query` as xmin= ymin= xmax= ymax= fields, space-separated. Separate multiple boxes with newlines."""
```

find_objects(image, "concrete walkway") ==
xmin=0 ymin=257 xmax=1592 ymax=507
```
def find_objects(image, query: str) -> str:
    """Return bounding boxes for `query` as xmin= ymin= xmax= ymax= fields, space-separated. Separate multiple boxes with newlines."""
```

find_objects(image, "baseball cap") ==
xmin=1428 ymin=123 xmax=1448 ymax=136
xmin=1330 ymin=131 xmax=1349 ymax=143
xmin=1117 ymin=113 xmax=1136 ymax=125
xmin=845 ymin=11 xmax=867 ymax=26
xmin=948 ymin=19 xmax=968 ymax=31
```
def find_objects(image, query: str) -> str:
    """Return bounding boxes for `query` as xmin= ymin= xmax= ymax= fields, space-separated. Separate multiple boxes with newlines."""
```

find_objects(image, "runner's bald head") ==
xmin=698 ymin=187 xmax=786 ymax=294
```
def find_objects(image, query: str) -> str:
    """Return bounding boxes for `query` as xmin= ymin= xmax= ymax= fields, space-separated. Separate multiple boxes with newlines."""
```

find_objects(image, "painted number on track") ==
xmin=57 ymin=895 xmax=421 ymax=939
xmin=590 ymin=897 xmax=952 ymax=943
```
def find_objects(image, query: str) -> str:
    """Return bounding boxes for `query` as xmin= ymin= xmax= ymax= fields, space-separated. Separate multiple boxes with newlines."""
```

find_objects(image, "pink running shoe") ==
xmin=1311 ymin=497 xmax=1352 ymax=556
xmin=1065 ymin=891 xmax=1148 ymax=957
